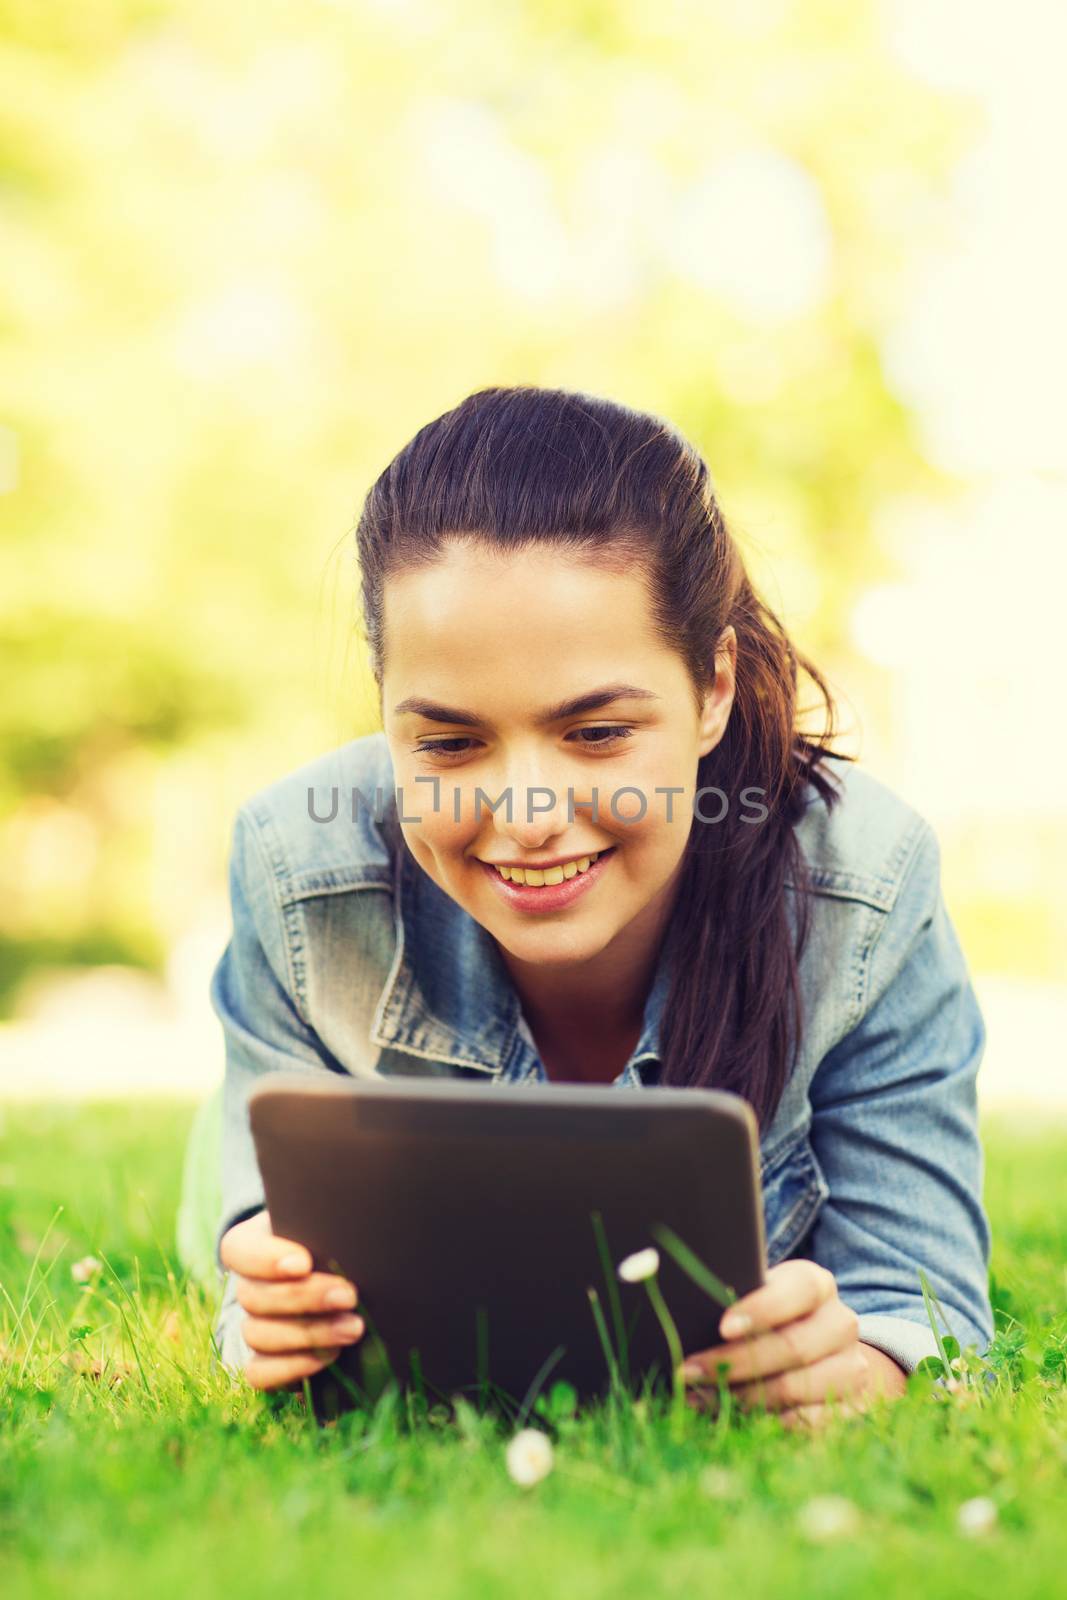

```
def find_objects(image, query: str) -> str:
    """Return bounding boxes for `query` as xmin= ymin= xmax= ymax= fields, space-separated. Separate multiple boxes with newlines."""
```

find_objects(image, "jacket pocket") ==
xmin=760 ymin=1132 xmax=830 ymax=1266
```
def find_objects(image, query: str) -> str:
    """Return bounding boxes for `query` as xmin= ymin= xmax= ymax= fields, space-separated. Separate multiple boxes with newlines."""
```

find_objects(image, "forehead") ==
xmin=380 ymin=544 xmax=672 ymax=694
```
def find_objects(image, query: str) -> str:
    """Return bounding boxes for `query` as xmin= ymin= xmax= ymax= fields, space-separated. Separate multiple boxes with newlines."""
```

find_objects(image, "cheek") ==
xmin=634 ymin=823 xmax=690 ymax=887
xmin=400 ymin=806 xmax=474 ymax=870
xmin=593 ymin=814 xmax=688 ymax=901
xmin=405 ymin=822 xmax=459 ymax=862
xmin=393 ymin=763 xmax=463 ymax=849
xmin=610 ymin=745 xmax=698 ymax=825
xmin=610 ymin=778 xmax=693 ymax=846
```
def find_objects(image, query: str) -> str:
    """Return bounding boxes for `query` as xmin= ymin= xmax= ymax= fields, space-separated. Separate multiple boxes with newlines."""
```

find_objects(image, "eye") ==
xmin=414 ymin=737 xmax=478 ymax=758
xmin=568 ymin=725 xmax=634 ymax=748
xmin=413 ymin=726 xmax=635 ymax=760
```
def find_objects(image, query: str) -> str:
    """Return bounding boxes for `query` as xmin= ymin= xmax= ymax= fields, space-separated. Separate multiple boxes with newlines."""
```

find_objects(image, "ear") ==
xmin=696 ymin=625 xmax=737 ymax=758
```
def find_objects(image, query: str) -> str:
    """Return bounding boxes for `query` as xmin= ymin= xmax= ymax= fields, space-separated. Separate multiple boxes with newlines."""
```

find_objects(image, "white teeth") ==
xmin=495 ymin=851 xmax=605 ymax=886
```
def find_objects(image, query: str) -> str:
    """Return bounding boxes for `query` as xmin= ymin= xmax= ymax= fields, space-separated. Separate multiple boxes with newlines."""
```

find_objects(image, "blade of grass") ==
xmin=113 ymin=1297 xmax=154 ymax=1400
xmin=923 ymin=1272 xmax=960 ymax=1348
xmin=515 ymin=1343 xmax=568 ymax=1432
xmin=15 ymin=1293 xmax=61 ymax=1384
xmin=918 ymin=1268 xmax=951 ymax=1371
xmin=407 ymin=1347 xmax=429 ymax=1426
xmin=95 ymin=1245 xmax=155 ymax=1350
xmin=651 ymin=1223 xmax=737 ymax=1308
xmin=323 ymin=1357 xmax=371 ymax=1412
xmin=642 ymin=1274 xmax=686 ymax=1441
xmin=351 ymin=1298 xmax=397 ymax=1389
xmin=586 ymin=1286 xmax=620 ymax=1393
xmin=590 ymin=1211 xmax=630 ymax=1391
xmin=135 ymin=1189 xmax=184 ymax=1313
xmin=12 ymin=1204 xmax=65 ymax=1334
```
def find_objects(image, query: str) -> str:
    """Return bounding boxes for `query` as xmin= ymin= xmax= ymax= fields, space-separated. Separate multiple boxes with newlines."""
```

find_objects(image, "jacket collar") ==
xmin=370 ymin=836 xmax=672 ymax=1079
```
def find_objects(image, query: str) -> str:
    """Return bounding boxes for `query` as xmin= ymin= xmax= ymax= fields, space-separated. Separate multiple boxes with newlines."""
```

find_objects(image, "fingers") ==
xmin=717 ymin=1260 xmax=836 ymax=1340
xmin=730 ymin=1346 xmax=870 ymax=1411
xmin=237 ymin=1270 xmax=358 ymax=1317
xmin=220 ymin=1215 xmax=365 ymax=1391
xmin=682 ymin=1296 xmax=859 ymax=1385
xmin=779 ymin=1397 xmax=868 ymax=1430
xmin=220 ymin=1214 xmax=359 ymax=1317
xmin=675 ymin=1261 xmax=887 ymax=1420
xmin=242 ymin=1310 xmax=365 ymax=1356
xmin=244 ymin=1347 xmax=344 ymax=1391
xmin=684 ymin=1384 xmax=722 ymax=1416
xmin=220 ymin=1211 xmax=313 ymax=1279
xmin=779 ymin=1403 xmax=827 ymax=1430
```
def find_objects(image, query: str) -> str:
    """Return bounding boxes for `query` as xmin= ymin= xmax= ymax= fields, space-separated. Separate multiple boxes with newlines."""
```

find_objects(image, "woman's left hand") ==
xmin=677 ymin=1259 xmax=907 ymax=1428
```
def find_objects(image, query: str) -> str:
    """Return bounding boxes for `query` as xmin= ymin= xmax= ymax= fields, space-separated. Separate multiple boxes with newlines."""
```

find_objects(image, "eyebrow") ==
xmin=392 ymin=683 xmax=661 ymax=728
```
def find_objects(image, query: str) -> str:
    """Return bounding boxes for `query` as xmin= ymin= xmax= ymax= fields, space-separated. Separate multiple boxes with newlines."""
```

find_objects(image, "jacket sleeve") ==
xmin=806 ymin=818 xmax=993 ymax=1374
xmin=208 ymin=803 xmax=350 ymax=1373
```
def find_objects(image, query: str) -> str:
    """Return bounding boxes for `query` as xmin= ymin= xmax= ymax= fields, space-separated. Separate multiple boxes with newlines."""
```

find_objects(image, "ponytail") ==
xmin=657 ymin=573 xmax=844 ymax=1124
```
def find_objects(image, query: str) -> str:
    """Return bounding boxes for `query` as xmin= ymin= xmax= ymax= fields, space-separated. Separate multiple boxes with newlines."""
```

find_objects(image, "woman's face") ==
xmin=381 ymin=541 xmax=735 ymax=972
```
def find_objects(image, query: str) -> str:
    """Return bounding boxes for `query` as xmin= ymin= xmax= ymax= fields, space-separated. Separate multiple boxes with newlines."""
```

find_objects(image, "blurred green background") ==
xmin=1 ymin=0 xmax=1064 ymax=1105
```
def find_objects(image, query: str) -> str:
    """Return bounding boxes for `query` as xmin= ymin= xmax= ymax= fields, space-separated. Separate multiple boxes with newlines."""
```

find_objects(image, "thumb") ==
xmin=221 ymin=1211 xmax=312 ymax=1279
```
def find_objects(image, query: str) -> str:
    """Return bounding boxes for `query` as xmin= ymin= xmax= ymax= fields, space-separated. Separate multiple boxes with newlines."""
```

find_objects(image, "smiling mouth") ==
xmin=483 ymin=847 xmax=615 ymax=887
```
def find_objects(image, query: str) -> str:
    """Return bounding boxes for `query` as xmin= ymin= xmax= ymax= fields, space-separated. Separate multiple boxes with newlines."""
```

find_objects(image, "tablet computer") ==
xmin=248 ymin=1075 xmax=766 ymax=1420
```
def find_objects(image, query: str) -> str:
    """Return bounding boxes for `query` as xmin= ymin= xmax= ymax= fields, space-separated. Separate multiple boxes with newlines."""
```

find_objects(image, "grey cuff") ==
xmin=212 ymin=1268 xmax=254 ymax=1376
xmin=855 ymin=1312 xmax=944 ymax=1375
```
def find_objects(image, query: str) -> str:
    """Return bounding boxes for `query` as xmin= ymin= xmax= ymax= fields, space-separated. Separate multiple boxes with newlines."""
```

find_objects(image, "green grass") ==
xmin=1 ymin=1101 xmax=1065 ymax=1600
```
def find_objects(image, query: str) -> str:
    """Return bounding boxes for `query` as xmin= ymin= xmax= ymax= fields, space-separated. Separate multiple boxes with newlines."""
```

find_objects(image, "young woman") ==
xmin=205 ymin=384 xmax=992 ymax=1426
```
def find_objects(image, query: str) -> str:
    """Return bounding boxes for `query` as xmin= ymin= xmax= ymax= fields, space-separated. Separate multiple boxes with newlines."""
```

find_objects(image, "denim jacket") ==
xmin=208 ymin=731 xmax=993 ymax=1377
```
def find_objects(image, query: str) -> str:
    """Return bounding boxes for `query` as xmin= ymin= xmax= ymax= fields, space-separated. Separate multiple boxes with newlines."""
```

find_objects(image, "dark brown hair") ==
xmin=355 ymin=385 xmax=844 ymax=1128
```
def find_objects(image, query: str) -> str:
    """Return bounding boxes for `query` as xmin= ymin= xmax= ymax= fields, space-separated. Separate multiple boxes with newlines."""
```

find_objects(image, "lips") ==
xmin=478 ymin=845 xmax=616 ymax=913
xmin=488 ymin=846 xmax=614 ymax=882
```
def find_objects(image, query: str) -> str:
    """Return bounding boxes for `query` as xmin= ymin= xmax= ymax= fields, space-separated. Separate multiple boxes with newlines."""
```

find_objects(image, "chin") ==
xmin=496 ymin=922 xmax=617 ymax=964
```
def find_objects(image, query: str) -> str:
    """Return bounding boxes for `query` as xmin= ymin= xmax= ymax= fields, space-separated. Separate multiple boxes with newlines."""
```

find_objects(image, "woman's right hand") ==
xmin=219 ymin=1210 xmax=365 ymax=1390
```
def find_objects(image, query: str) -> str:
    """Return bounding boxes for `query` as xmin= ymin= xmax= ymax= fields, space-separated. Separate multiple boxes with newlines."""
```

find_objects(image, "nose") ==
xmin=488 ymin=756 xmax=574 ymax=850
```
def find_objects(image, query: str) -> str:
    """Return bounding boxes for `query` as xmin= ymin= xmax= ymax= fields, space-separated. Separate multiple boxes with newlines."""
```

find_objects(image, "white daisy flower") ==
xmin=797 ymin=1495 xmax=860 ymax=1541
xmin=505 ymin=1428 xmax=554 ymax=1487
xmin=71 ymin=1255 xmax=103 ymax=1284
xmin=957 ymin=1497 xmax=998 ymax=1537
xmin=617 ymin=1247 xmax=660 ymax=1283
xmin=698 ymin=1465 xmax=738 ymax=1500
